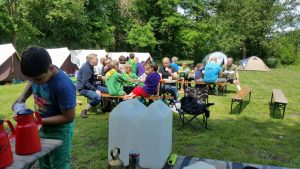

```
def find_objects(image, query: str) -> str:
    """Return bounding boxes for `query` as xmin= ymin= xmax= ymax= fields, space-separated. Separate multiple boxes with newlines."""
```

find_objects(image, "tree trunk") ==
xmin=10 ymin=0 xmax=18 ymax=46
xmin=242 ymin=43 xmax=247 ymax=59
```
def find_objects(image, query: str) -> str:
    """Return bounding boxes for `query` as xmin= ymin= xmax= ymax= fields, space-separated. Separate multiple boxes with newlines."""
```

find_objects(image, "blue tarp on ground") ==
xmin=166 ymin=156 xmax=296 ymax=169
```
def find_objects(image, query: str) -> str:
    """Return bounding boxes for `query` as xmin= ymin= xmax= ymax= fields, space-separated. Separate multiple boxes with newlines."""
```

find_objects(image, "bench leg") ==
xmin=270 ymin=93 xmax=273 ymax=104
xmin=230 ymin=99 xmax=234 ymax=113
xmin=239 ymin=100 xmax=243 ymax=113
xmin=282 ymin=104 xmax=286 ymax=119
xmin=273 ymin=103 xmax=276 ymax=117
xmin=248 ymin=91 xmax=252 ymax=102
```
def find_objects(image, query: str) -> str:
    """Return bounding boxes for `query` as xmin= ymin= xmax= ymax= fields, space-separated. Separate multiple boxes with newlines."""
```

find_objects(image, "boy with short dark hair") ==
xmin=12 ymin=46 xmax=76 ymax=169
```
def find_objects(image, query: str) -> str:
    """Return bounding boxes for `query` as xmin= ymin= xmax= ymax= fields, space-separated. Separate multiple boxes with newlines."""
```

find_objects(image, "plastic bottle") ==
xmin=139 ymin=100 xmax=173 ymax=169
xmin=108 ymin=99 xmax=147 ymax=166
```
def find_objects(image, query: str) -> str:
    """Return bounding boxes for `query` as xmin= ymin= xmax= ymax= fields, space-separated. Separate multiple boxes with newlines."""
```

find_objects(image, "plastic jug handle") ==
xmin=110 ymin=147 xmax=120 ymax=159
xmin=4 ymin=120 xmax=16 ymax=140
xmin=34 ymin=111 xmax=43 ymax=130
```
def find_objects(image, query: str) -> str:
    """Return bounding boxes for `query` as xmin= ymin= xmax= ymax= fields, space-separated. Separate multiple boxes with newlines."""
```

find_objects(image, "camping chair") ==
xmin=171 ymin=87 xmax=213 ymax=129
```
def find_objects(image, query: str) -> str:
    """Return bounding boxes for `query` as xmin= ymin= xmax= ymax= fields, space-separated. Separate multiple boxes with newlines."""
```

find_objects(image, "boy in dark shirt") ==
xmin=12 ymin=46 xmax=76 ymax=169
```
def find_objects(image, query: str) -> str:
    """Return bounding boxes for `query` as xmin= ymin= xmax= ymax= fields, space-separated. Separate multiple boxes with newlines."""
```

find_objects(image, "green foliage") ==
xmin=265 ymin=57 xmax=279 ymax=68
xmin=214 ymin=0 xmax=282 ymax=59
xmin=0 ymin=0 xmax=299 ymax=65
xmin=266 ymin=30 xmax=300 ymax=65
xmin=127 ymin=23 xmax=157 ymax=51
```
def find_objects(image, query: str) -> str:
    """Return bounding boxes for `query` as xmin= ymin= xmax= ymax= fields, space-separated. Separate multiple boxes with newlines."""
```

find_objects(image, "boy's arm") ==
xmin=81 ymin=68 xmax=97 ymax=91
xmin=218 ymin=66 xmax=222 ymax=78
xmin=132 ymin=73 xmax=138 ymax=79
xmin=167 ymin=68 xmax=179 ymax=80
xmin=42 ymin=107 xmax=75 ymax=125
xmin=11 ymin=82 xmax=33 ymax=110
xmin=235 ymin=66 xmax=239 ymax=79
xmin=117 ymin=73 xmax=128 ymax=83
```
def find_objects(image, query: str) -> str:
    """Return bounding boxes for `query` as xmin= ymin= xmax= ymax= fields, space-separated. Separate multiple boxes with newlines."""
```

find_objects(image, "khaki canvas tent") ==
xmin=107 ymin=52 xmax=152 ymax=64
xmin=46 ymin=47 xmax=79 ymax=74
xmin=239 ymin=56 xmax=270 ymax=71
xmin=0 ymin=43 xmax=26 ymax=82
xmin=202 ymin=52 xmax=228 ymax=66
xmin=70 ymin=49 xmax=107 ymax=68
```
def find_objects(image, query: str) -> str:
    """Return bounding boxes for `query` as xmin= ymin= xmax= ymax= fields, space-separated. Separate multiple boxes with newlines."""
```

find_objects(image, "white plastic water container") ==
xmin=108 ymin=99 xmax=147 ymax=166
xmin=139 ymin=100 xmax=173 ymax=169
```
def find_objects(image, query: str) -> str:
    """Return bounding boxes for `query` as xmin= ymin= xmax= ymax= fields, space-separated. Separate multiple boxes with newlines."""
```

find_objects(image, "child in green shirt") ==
xmin=105 ymin=60 xmax=128 ymax=96
xmin=123 ymin=64 xmax=139 ymax=84
xmin=128 ymin=53 xmax=137 ymax=74
xmin=122 ymin=64 xmax=139 ymax=94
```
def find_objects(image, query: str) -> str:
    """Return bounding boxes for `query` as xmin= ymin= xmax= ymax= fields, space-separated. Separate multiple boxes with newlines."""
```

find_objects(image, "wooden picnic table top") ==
xmin=272 ymin=89 xmax=288 ymax=104
xmin=101 ymin=93 xmax=173 ymax=100
xmin=7 ymin=139 xmax=63 ymax=169
xmin=184 ymin=80 xmax=227 ymax=85
xmin=160 ymin=79 xmax=178 ymax=84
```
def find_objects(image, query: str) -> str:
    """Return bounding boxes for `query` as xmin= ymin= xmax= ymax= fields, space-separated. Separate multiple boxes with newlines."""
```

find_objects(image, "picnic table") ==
xmin=183 ymin=80 xmax=227 ymax=95
xmin=6 ymin=139 xmax=63 ymax=169
xmin=168 ymin=156 xmax=297 ymax=169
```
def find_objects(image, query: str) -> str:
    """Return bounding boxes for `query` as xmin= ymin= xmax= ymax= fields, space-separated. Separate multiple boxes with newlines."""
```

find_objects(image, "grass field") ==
xmin=1 ymin=65 xmax=300 ymax=168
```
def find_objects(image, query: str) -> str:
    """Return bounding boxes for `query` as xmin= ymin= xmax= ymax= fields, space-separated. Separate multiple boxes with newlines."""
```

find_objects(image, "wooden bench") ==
xmin=100 ymin=93 xmax=174 ymax=100
xmin=270 ymin=89 xmax=288 ymax=118
xmin=100 ymin=93 xmax=174 ymax=109
xmin=230 ymin=86 xmax=252 ymax=113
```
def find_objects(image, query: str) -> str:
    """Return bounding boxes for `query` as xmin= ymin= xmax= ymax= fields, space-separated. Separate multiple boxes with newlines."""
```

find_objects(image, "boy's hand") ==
xmin=11 ymin=97 xmax=24 ymax=111
xmin=96 ymin=90 xmax=102 ymax=96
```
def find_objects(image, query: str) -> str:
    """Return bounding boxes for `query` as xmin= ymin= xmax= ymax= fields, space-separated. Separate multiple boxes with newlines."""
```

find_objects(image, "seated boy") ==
xmin=105 ymin=60 xmax=128 ymax=96
xmin=12 ymin=46 xmax=75 ymax=169
xmin=122 ymin=64 xmax=139 ymax=94
xmin=178 ymin=63 xmax=190 ymax=90
xmin=125 ymin=64 xmax=160 ymax=99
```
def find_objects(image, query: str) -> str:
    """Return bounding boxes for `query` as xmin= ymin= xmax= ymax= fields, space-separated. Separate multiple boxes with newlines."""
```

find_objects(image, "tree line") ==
xmin=0 ymin=0 xmax=299 ymax=66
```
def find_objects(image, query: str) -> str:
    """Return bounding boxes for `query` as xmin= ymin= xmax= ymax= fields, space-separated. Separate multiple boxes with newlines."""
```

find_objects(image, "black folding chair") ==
xmin=172 ymin=87 xmax=213 ymax=129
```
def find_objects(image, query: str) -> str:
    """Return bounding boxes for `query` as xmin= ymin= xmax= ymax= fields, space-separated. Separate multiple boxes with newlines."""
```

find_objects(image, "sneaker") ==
xmin=80 ymin=109 xmax=88 ymax=118
xmin=206 ymin=103 xmax=215 ymax=107
xmin=96 ymin=108 xmax=102 ymax=113
xmin=170 ymin=105 xmax=179 ymax=113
